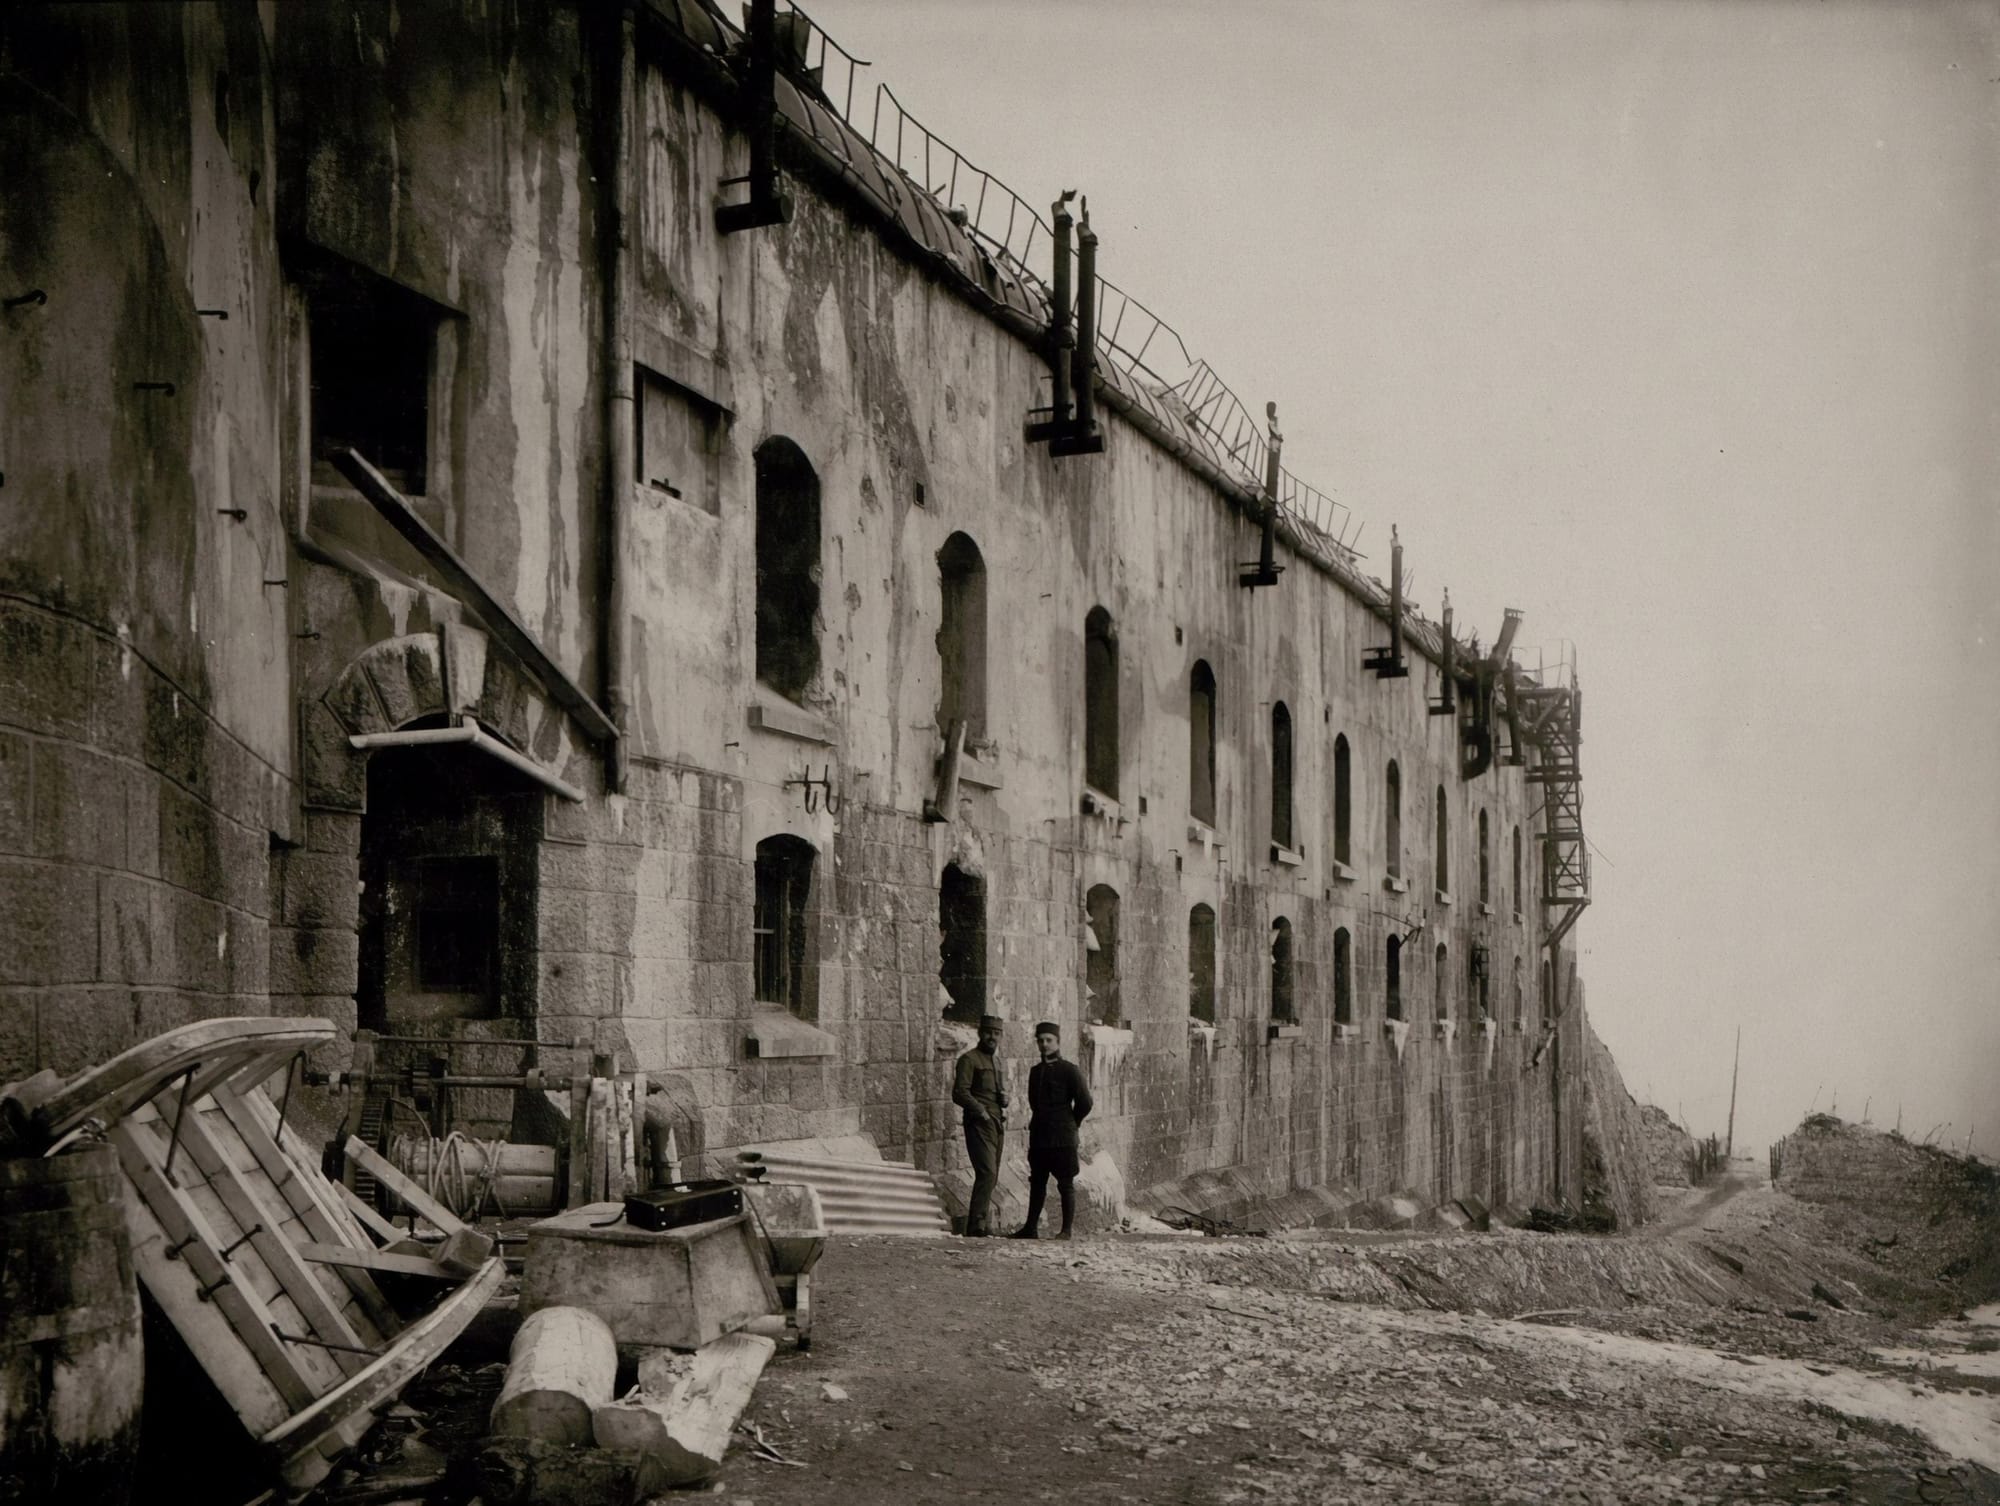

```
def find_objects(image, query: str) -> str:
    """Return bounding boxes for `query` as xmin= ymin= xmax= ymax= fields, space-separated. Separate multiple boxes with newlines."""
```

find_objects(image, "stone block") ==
xmin=124 ymin=766 xmax=161 ymax=879
xmin=31 ymin=742 xmax=127 ymax=868
xmin=217 ymin=815 xmax=269 ymax=916
xmin=538 ymin=952 xmax=623 ymax=1019
xmin=38 ymin=988 xmax=140 ymax=1074
xmin=282 ymin=849 xmax=360 ymax=930
xmin=0 ymin=859 xmax=99 ymax=986
xmin=0 ymin=990 xmax=39 ymax=1079
xmin=99 ymin=875 xmax=165 ymax=986
xmin=227 ymin=909 xmax=269 ymax=995
xmin=304 ymin=809 xmax=363 ymax=855
xmin=0 ymin=732 xmax=30 ymax=856
xmin=163 ymin=887 xmax=231 ymax=994
xmin=300 ymin=702 xmax=366 ymax=812
xmin=0 ymin=605 xmax=94 ymax=741
xmin=156 ymin=779 xmax=222 ymax=898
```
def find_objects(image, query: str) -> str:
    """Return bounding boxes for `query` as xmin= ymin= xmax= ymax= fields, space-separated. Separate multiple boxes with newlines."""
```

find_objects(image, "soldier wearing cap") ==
xmin=951 ymin=1014 xmax=1008 ymax=1236
xmin=1010 ymin=1020 xmax=1093 ymax=1240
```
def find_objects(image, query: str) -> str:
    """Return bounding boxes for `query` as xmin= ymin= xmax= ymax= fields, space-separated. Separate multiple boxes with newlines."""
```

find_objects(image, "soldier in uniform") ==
xmin=951 ymin=1014 xmax=1007 ymax=1236
xmin=1010 ymin=1020 xmax=1093 ymax=1240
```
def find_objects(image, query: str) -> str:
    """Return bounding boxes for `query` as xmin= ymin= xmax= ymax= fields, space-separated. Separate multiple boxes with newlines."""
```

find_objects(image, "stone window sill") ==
xmin=1332 ymin=1022 xmax=1359 ymax=1040
xmin=1267 ymin=1022 xmax=1304 ymax=1041
xmin=1270 ymin=842 xmax=1304 ymax=868
xmin=1382 ymin=875 xmax=1409 ymax=895
xmin=1081 ymin=787 xmax=1121 ymax=819
xmin=1435 ymin=888 xmax=1454 ymax=907
xmin=744 ymin=1004 xmax=840 ymax=1059
xmin=958 ymin=745 xmax=1004 ymax=791
xmin=1513 ymin=910 xmax=1524 ymax=926
xmin=1187 ymin=820 xmax=1221 ymax=857
xmin=748 ymin=698 xmax=836 ymax=746
xmin=1479 ymin=901 xmax=1494 ymax=917
xmin=1329 ymin=860 xmax=1357 ymax=884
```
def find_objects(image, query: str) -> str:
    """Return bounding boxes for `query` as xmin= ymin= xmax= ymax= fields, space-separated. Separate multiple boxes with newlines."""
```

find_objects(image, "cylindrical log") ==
xmin=0 ymin=1145 xmax=143 ymax=1506
xmin=489 ymin=1306 xmax=616 ymax=1446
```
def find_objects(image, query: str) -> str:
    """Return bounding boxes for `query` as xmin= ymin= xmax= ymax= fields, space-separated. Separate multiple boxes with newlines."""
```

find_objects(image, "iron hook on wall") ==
xmin=786 ymin=764 xmax=842 ymax=815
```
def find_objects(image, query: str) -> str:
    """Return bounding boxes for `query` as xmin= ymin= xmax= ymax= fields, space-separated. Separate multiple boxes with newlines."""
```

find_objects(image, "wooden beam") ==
xmin=212 ymin=1086 xmax=399 ymax=1336
xmin=330 ymin=448 xmax=618 ymax=744
xmin=335 ymin=1181 xmax=406 ymax=1246
xmin=342 ymin=1136 xmax=465 ymax=1235
xmin=293 ymin=1242 xmax=458 ymax=1281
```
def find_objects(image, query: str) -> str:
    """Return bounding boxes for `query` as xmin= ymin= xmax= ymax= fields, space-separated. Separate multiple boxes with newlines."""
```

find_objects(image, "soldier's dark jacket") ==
xmin=952 ymin=1046 xmax=1006 ymax=1124
xmin=1025 ymin=1055 xmax=1092 ymax=1149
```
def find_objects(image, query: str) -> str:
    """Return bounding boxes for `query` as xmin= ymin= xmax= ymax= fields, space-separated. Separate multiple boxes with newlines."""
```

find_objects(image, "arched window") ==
xmin=1385 ymin=760 xmax=1402 ymax=879
xmin=1386 ymin=933 xmax=1403 ymax=1020
xmin=1333 ymin=927 xmax=1353 ymax=1025
xmin=1434 ymin=785 xmax=1450 ymax=894
xmin=1085 ymin=884 xmax=1121 ymax=1025
xmin=1434 ymin=941 xmax=1449 ymax=1020
xmin=1478 ymin=809 xmax=1491 ymax=906
xmin=938 ymin=863 xmax=986 ymax=1024
xmin=1084 ymin=607 xmax=1119 ymax=797
xmin=754 ymin=438 xmax=820 ymax=700
xmin=753 ymin=835 xmax=816 ymax=1019
xmin=1270 ymin=701 xmax=1294 ymax=849
xmin=1512 ymin=826 xmax=1523 ymax=915
xmin=1332 ymin=734 xmax=1352 ymax=866
xmin=937 ymin=533 xmax=987 ymax=743
xmin=1188 ymin=903 xmax=1216 ymax=1023
xmin=1189 ymin=660 xmax=1218 ymax=826
xmin=1270 ymin=917 xmax=1296 ymax=1023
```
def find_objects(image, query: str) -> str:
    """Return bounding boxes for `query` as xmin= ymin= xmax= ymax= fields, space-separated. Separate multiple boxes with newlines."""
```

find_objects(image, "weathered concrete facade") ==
xmin=0 ymin=2 xmax=1592 ymax=1225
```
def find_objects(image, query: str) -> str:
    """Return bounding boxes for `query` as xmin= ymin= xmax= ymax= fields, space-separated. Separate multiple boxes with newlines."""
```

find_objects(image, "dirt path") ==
xmin=705 ymin=1230 xmax=2000 ymax=1506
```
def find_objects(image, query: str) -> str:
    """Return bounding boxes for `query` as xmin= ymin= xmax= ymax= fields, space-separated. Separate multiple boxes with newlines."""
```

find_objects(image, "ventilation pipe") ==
xmin=1430 ymin=590 xmax=1456 ymax=716
xmin=1364 ymin=525 xmax=1410 ymax=678
xmin=1239 ymin=402 xmax=1283 ymax=588
xmin=1048 ymin=198 xmax=1104 ymax=456
xmin=602 ymin=4 xmax=636 ymax=791
xmin=1502 ymin=661 xmax=1526 ymax=766
xmin=1491 ymin=607 xmax=1522 ymax=667
xmin=716 ymin=0 xmax=794 ymax=233
xmin=1048 ymin=192 xmax=1075 ymax=427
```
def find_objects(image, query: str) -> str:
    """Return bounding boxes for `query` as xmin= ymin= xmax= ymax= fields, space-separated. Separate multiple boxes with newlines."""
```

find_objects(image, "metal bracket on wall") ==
xmin=785 ymin=764 xmax=843 ymax=815
xmin=716 ymin=0 xmax=795 ymax=234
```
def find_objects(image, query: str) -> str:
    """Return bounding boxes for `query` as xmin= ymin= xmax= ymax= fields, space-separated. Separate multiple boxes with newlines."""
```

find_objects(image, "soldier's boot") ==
xmin=1011 ymin=1177 xmax=1047 ymax=1238
xmin=1054 ymin=1180 xmax=1076 ymax=1240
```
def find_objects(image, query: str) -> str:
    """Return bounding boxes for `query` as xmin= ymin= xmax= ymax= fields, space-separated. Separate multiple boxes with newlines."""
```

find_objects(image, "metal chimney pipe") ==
xmin=1256 ymin=401 xmax=1282 ymax=580
xmin=1437 ymin=590 xmax=1456 ymax=715
xmin=1388 ymin=525 xmax=1404 ymax=667
xmin=1492 ymin=607 xmax=1523 ymax=666
xmin=1071 ymin=200 xmax=1097 ymax=434
xmin=1049 ymin=193 xmax=1075 ymax=425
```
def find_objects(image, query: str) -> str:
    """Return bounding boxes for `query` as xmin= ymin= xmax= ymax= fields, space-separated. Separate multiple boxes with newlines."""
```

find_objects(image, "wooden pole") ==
xmin=1725 ymin=1026 xmax=1741 ymax=1159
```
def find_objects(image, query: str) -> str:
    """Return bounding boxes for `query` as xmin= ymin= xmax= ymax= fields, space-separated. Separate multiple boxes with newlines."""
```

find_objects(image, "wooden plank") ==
xmin=262 ymin=1259 xmax=506 ymax=1487
xmin=151 ymin=1093 xmax=374 ymax=1376
xmin=629 ymin=1072 xmax=648 ymax=1190
xmin=293 ymin=1241 xmax=458 ymax=1281
xmin=585 ymin=1079 xmax=611 ymax=1205
xmin=336 ymin=1181 xmax=405 ymax=1246
xmin=227 ymin=1084 xmax=380 ymax=1252
xmin=39 ymin=1017 xmax=334 ymax=1142
xmin=110 ymin=1120 xmax=322 ymax=1412
xmin=329 ymin=449 xmax=617 ymax=742
xmin=615 ymin=1076 xmax=635 ymax=1200
xmin=210 ymin=1084 xmax=399 ymax=1338
xmin=342 ymin=1137 xmax=465 ymax=1236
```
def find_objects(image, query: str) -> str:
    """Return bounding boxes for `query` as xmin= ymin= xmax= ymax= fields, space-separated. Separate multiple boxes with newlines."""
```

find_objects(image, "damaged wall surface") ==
xmin=0 ymin=1 xmax=1598 ymax=1224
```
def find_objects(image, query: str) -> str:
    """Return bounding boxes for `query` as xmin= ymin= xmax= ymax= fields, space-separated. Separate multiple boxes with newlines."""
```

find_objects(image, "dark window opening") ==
xmin=1332 ymin=733 xmax=1352 ymax=866
xmin=1334 ymin=926 xmax=1353 ymax=1026
xmin=1478 ymin=809 xmax=1491 ymax=906
xmin=413 ymin=856 xmax=498 ymax=994
xmin=939 ymin=863 xmax=986 ymax=1024
xmin=1188 ymin=903 xmax=1216 ymax=1023
xmin=1086 ymin=884 xmax=1120 ymax=1026
xmin=1270 ymin=701 xmax=1294 ymax=849
xmin=309 ymin=267 xmax=434 ymax=495
xmin=1435 ymin=942 xmax=1449 ymax=1020
xmin=1190 ymin=660 xmax=1218 ymax=826
xmin=1540 ymin=957 xmax=1553 ymax=1027
xmin=938 ymin=532 xmax=988 ymax=744
xmin=1386 ymin=933 xmax=1403 ymax=1020
xmin=1512 ymin=958 xmax=1523 ymax=1027
xmin=1385 ymin=760 xmax=1403 ymax=878
xmin=753 ymin=835 xmax=815 ymax=1020
xmin=755 ymin=437 xmax=821 ymax=700
xmin=1084 ymin=606 xmax=1119 ymax=797
xmin=638 ymin=368 xmax=723 ymax=514
xmin=1472 ymin=945 xmax=1490 ymax=1021
xmin=1434 ymin=785 xmax=1450 ymax=893
xmin=1270 ymin=916 xmax=1296 ymax=1023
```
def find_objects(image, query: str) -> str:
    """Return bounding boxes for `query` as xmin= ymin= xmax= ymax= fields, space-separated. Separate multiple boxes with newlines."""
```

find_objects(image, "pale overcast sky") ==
xmin=804 ymin=0 xmax=2000 ymax=1155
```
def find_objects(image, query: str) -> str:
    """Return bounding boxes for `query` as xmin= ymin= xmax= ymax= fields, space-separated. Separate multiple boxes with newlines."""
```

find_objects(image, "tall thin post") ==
xmin=1725 ymin=1026 xmax=1741 ymax=1159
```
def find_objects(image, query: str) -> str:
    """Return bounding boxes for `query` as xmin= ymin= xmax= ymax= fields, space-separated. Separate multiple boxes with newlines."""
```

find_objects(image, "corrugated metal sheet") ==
xmin=735 ymin=1150 xmax=951 ymax=1237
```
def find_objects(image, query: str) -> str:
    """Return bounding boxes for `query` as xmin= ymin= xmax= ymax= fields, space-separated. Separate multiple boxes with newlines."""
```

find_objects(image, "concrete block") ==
xmin=0 ymin=733 xmax=31 ymax=855
xmin=0 ymin=859 xmax=99 ymax=986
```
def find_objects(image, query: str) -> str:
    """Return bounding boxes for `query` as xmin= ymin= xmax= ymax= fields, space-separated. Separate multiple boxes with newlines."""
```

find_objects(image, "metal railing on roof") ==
xmin=772 ymin=2 xmax=1367 ymax=565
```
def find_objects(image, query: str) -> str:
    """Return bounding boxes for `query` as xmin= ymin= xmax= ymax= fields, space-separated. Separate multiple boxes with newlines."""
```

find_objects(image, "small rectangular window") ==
xmin=408 ymin=856 xmax=498 ymax=998
xmin=638 ymin=368 xmax=723 ymax=514
xmin=753 ymin=836 xmax=815 ymax=1019
xmin=309 ymin=270 xmax=436 ymax=496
